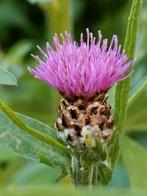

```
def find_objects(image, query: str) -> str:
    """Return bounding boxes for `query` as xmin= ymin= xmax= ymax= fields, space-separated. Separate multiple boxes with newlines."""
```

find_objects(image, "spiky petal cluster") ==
xmin=29 ymin=29 xmax=133 ymax=96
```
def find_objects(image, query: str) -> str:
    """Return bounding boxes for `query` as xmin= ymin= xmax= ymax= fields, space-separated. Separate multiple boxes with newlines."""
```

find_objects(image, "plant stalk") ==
xmin=71 ymin=156 xmax=98 ymax=186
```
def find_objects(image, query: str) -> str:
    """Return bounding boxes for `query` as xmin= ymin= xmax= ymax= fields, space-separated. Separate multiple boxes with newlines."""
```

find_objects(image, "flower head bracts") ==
xmin=28 ymin=29 xmax=133 ymax=96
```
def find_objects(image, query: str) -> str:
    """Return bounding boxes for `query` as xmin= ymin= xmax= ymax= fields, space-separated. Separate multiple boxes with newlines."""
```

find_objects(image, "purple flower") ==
xmin=28 ymin=29 xmax=133 ymax=96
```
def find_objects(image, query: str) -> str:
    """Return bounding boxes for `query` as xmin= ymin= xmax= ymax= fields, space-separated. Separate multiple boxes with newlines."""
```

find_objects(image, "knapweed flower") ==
xmin=29 ymin=29 xmax=133 ymax=148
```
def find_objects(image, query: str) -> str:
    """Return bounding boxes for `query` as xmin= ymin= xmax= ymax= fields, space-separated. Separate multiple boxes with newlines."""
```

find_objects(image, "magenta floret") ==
xmin=28 ymin=29 xmax=133 ymax=96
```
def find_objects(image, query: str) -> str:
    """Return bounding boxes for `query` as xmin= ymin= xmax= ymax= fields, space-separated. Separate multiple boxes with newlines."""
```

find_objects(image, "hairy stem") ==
xmin=71 ymin=156 xmax=98 ymax=186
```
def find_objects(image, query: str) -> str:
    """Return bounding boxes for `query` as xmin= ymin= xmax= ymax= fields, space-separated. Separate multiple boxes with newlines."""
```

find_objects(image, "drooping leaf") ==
xmin=121 ymin=135 xmax=147 ymax=188
xmin=0 ymin=68 xmax=17 ymax=86
xmin=115 ymin=0 xmax=142 ymax=132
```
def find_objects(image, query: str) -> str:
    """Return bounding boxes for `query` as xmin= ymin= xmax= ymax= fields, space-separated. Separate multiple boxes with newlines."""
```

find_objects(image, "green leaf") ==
xmin=125 ymin=75 xmax=147 ymax=132
xmin=1 ymin=186 xmax=147 ymax=196
xmin=0 ymin=157 xmax=24 ymax=188
xmin=55 ymin=168 xmax=68 ymax=183
xmin=114 ymin=0 xmax=142 ymax=132
xmin=2 ymin=40 xmax=32 ymax=68
xmin=107 ymin=131 xmax=120 ymax=169
xmin=0 ymin=68 xmax=17 ymax=86
xmin=121 ymin=135 xmax=147 ymax=188
xmin=125 ymin=87 xmax=147 ymax=131
xmin=0 ymin=145 xmax=17 ymax=161
xmin=0 ymin=100 xmax=69 ymax=154
xmin=128 ymin=75 xmax=147 ymax=108
xmin=0 ymin=106 xmax=70 ymax=170
xmin=135 ymin=2 xmax=147 ymax=61
xmin=108 ymin=85 xmax=116 ymax=114
xmin=99 ymin=162 xmax=112 ymax=185
xmin=15 ymin=162 xmax=59 ymax=185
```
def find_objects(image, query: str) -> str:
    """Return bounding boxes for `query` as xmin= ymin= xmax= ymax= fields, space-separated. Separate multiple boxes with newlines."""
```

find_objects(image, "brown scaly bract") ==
xmin=56 ymin=92 xmax=115 ymax=147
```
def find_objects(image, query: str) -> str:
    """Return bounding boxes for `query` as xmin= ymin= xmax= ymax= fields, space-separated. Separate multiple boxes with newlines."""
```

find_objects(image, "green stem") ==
xmin=0 ymin=100 xmax=69 ymax=154
xmin=71 ymin=156 xmax=98 ymax=186
xmin=89 ymin=163 xmax=94 ymax=186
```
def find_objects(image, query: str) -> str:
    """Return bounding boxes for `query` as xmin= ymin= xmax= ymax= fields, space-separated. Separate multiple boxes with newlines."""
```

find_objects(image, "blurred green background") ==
xmin=0 ymin=0 xmax=147 ymax=189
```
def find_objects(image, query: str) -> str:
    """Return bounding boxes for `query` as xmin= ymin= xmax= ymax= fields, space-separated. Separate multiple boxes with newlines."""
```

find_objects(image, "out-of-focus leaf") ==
xmin=128 ymin=75 xmax=147 ymax=108
xmin=0 ymin=146 xmax=25 ymax=187
xmin=109 ymin=164 xmax=129 ymax=188
xmin=129 ymin=132 xmax=147 ymax=150
xmin=1 ymin=186 xmax=147 ymax=196
xmin=2 ymin=40 xmax=32 ymax=68
xmin=126 ymin=86 xmax=147 ymax=131
xmin=115 ymin=0 xmax=142 ymax=132
xmin=0 ymin=158 xmax=24 ymax=188
xmin=0 ymin=146 xmax=17 ymax=161
xmin=0 ymin=79 xmax=59 ymax=126
xmin=135 ymin=1 xmax=147 ymax=61
xmin=15 ymin=162 xmax=59 ymax=185
xmin=121 ymin=135 xmax=147 ymax=188
xmin=0 ymin=68 xmax=17 ymax=86
xmin=0 ymin=110 xmax=70 ymax=170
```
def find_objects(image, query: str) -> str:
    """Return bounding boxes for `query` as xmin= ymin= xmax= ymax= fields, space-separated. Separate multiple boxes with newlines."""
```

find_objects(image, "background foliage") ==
xmin=0 ymin=0 xmax=147 ymax=194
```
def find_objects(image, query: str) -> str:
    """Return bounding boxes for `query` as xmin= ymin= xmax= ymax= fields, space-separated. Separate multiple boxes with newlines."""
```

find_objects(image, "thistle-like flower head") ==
xmin=28 ymin=29 xmax=133 ymax=97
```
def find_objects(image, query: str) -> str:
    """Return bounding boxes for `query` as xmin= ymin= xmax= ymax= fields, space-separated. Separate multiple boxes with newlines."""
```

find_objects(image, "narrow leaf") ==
xmin=107 ymin=131 xmax=120 ymax=169
xmin=0 ymin=100 xmax=69 ymax=154
xmin=0 ymin=109 xmax=70 ymax=169
xmin=115 ymin=0 xmax=142 ymax=132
